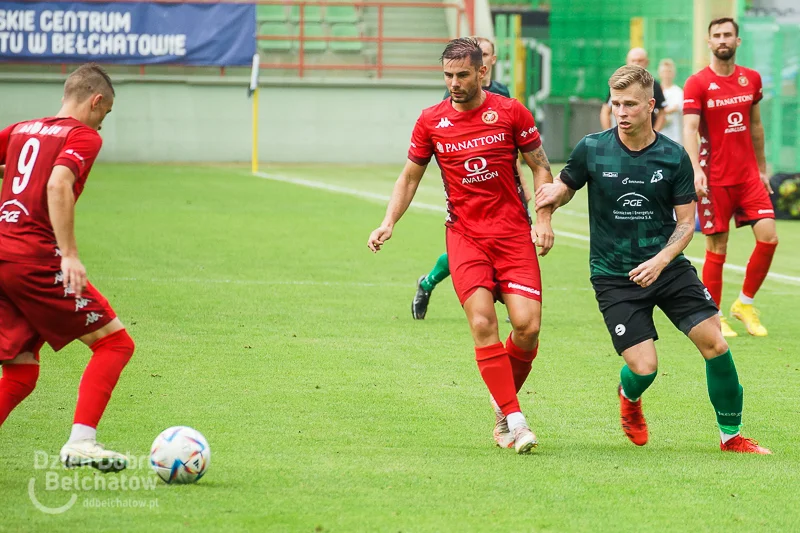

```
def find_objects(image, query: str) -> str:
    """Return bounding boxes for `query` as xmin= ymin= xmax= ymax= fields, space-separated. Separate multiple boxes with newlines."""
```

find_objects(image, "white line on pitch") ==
xmin=93 ymin=277 xmax=410 ymax=288
xmin=252 ymin=171 xmax=800 ymax=286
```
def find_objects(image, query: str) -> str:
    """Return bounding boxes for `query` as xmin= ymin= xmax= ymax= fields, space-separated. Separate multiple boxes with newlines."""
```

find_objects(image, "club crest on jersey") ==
xmin=482 ymin=110 xmax=498 ymax=124
xmin=650 ymin=169 xmax=664 ymax=183
xmin=738 ymin=75 xmax=749 ymax=86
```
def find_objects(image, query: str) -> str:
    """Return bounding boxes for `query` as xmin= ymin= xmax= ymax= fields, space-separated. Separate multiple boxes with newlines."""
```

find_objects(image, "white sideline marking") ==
xmin=93 ymin=276 xmax=410 ymax=288
xmin=253 ymin=171 xmax=800 ymax=286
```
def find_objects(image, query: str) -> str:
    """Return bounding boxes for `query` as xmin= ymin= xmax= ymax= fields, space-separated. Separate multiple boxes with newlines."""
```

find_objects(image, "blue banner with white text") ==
xmin=0 ymin=2 xmax=256 ymax=66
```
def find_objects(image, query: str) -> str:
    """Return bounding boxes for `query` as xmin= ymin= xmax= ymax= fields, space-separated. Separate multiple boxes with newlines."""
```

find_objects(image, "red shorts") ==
xmin=698 ymin=177 xmax=775 ymax=235
xmin=446 ymin=228 xmax=542 ymax=306
xmin=0 ymin=261 xmax=116 ymax=360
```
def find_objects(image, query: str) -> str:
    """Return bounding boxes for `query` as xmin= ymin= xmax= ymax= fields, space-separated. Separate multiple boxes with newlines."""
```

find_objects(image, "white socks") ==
xmin=506 ymin=412 xmax=527 ymax=432
xmin=738 ymin=292 xmax=754 ymax=305
xmin=720 ymin=431 xmax=740 ymax=444
xmin=68 ymin=423 xmax=97 ymax=444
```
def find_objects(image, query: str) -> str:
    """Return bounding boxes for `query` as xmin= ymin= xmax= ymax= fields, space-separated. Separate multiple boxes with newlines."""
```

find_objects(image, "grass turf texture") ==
xmin=0 ymin=162 xmax=798 ymax=532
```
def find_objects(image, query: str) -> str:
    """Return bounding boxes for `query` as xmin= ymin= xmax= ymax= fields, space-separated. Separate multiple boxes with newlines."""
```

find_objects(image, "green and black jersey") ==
xmin=561 ymin=128 xmax=697 ymax=278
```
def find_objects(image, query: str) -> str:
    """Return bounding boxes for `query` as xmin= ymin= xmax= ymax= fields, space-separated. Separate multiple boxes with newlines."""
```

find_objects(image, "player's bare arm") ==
xmin=629 ymin=202 xmax=696 ymax=288
xmin=521 ymin=145 xmax=555 ymax=256
xmin=47 ymin=165 xmax=87 ymax=298
xmin=682 ymin=113 xmax=707 ymax=197
xmin=517 ymin=160 xmax=533 ymax=203
xmin=749 ymin=103 xmax=772 ymax=194
xmin=535 ymin=173 xmax=576 ymax=210
xmin=367 ymin=159 xmax=427 ymax=252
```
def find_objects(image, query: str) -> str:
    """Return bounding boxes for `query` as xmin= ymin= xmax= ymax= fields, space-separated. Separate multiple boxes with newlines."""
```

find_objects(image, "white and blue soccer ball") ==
xmin=150 ymin=426 xmax=210 ymax=484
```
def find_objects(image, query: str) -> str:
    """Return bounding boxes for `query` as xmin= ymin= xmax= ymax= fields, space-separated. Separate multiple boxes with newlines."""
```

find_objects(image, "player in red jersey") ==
xmin=683 ymin=18 xmax=779 ymax=338
xmin=0 ymin=64 xmax=135 ymax=472
xmin=367 ymin=38 xmax=555 ymax=454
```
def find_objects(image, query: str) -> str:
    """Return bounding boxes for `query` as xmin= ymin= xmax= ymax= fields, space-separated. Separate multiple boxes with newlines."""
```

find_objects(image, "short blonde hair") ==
xmin=609 ymin=65 xmax=654 ymax=99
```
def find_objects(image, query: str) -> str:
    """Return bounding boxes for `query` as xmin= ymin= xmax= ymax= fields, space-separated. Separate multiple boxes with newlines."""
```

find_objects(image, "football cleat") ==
xmin=60 ymin=440 xmax=128 ymax=473
xmin=719 ymin=316 xmax=738 ymax=338
xmin=618 ymin=385 xmax=648 ymax=446
xmin=730 ymin=299 xmax=767 ymax=337
xmin=512 ymin=425 xmax=538 ymax=454
xmin=412 ymin=275 xmax=432 ymax=320
xmin=490 ymin=397 xmax=514 ymax=449
xmin=720 ymin=435 xmax=771 ymax=455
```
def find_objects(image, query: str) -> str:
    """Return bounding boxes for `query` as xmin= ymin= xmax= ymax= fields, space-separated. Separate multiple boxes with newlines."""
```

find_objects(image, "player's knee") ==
xmin=95 ymin=329 xmax=135 ymax=362
xmin=706 ymin=240 xmax=728 ymax=255
xmin=628 ymin=359 xmax=657 ymax=376
xmin=513 ymin=321 xmax=540 ymax=346
xmin=468 ymin=313 xmax=497 ymax=338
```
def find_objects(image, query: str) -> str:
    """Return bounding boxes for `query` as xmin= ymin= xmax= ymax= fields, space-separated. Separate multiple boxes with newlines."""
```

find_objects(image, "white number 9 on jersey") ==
xmin=13 ymin=137 xmax=40 ymax=195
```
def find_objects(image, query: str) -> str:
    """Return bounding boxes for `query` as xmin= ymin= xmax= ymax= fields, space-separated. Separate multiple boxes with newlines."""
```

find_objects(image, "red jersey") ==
xmin=0 ymin=117 xmax=102 ymax=264
xmin=683 ymin=65 xmax=763 ymax=187
xmin=407 ymin=92 xmax=541 ymax=238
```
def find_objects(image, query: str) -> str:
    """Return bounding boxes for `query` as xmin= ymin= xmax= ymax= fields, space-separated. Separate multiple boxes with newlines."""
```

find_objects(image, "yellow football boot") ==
xmin=719 ymin=316 xmax=738 ymax=338
xmin=730 ymin=299 xmax=768 ymax=337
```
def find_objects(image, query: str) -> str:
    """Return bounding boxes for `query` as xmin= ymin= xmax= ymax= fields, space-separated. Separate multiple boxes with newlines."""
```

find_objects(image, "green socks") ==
xmin=706 ymin=349 xmax=743 ymax=432
xmin=420 ymin=253 xmax=450 ymax=292
xmin=620 ymin=365 xmax=657 ymax=401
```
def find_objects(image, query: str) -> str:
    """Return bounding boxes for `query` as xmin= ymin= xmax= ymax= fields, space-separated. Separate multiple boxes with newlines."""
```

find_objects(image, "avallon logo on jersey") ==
xmin=724 ymin=112 xmax=746 ymax=134
xmin=481 ymin=110 xmax=498 ymax=124
xmin=462 ymin=157 xmax=499 ymax=184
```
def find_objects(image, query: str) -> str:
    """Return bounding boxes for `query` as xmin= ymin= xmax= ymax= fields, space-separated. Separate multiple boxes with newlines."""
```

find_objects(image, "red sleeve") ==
xmin=54 ymin=127 xmax=102 ymax=182
xmin=511 ymin=100 xmax=541 ymax=152
xmin=0 ymin=124 xmax=13 ymax=166
xmin=752 ymin=70 xmax=763 ymax=104
xmin=407 ymin=113 xmax=433 ymax=166
xmin=682 ymin=74 xmax=702 ymax=116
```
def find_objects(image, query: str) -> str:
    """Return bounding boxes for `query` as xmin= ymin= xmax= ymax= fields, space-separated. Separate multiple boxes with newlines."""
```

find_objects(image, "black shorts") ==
xmin=591 ymin=260 xmax=719 ymax=354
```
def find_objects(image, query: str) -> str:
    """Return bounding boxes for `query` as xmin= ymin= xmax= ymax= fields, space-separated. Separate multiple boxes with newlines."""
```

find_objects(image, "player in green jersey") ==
xmin=536 ymin=65 xmax=769 ymax=454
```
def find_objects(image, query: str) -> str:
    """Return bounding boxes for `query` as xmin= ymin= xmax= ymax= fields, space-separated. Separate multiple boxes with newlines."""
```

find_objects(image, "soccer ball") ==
xmin=149 ymin=426 xmax=211 ymax=484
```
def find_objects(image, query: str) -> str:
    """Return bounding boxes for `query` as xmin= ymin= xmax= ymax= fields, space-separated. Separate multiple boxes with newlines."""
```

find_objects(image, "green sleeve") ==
xmin=673 ymin=150 xmax=698 ymax=205
xmin=560 ymin=137 xmax=590 ymax=190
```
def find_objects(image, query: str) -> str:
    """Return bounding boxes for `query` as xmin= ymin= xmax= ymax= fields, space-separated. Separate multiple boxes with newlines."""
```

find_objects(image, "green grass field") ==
xmin=1 ymin=162 xmax=799 ymax=532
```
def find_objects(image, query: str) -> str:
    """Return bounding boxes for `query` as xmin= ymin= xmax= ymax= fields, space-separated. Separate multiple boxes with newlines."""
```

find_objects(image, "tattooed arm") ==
xmin=521 ymin=145 xmax=556 ymax=256
xmin=628 ymin=202 xmax=696 ymax=288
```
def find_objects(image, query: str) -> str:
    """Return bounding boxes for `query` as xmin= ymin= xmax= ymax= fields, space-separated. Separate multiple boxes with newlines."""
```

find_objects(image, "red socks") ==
xmin=0 ymin=363 xmax=40 ymax=427
xmin=475 ymin=343 xmax=519 ymax=416
xmin=703 ymin=250 xmax=726 ymax=307
xmin=505 ymin=333 xmax=538 ymax=392
xmin=73 ymin=329 xmax=135 ymax=429
xmin=742 ymin=241 xmax=778 ymax=299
